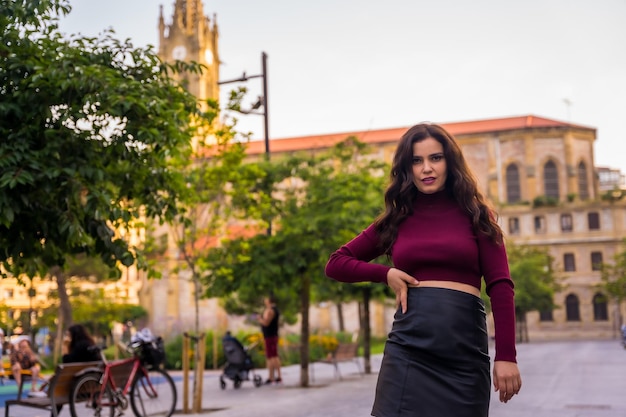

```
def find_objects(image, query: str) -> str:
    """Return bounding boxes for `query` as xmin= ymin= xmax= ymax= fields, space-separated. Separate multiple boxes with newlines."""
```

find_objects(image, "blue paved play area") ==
xmin=0 ymin=380 xmax=36 ymax=407
xmin=0 ymin=374 xmax=184 ymax=407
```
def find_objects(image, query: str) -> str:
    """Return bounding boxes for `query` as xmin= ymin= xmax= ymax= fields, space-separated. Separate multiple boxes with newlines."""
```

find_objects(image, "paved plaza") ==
xmin=2 ymin=339 xmax=625 ymax=416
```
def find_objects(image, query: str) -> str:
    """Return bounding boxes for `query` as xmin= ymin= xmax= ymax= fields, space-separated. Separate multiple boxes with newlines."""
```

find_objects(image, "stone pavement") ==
xmin=2 ymin=339 xmax=625 ymax=416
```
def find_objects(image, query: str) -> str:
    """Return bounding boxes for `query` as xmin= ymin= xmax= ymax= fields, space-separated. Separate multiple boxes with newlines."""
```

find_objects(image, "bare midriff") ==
xmin=408 ymin=280 xmax=480 ymax=297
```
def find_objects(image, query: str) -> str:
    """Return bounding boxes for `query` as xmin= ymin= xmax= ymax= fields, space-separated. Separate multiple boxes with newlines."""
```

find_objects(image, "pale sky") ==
xmin=59 ymin=0 xmax=626 ymax=175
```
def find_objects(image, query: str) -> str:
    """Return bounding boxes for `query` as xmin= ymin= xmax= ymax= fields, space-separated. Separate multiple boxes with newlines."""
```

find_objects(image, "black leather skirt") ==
xmin=371 ymin=287 xmax=491 ymax=417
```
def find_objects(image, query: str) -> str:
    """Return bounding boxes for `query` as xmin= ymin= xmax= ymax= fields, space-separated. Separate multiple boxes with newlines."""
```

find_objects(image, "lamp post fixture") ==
xmin=219 ymin=52 xmax=272 ymax=235
xmin=218 ymin=51 xmax=270 ymax=160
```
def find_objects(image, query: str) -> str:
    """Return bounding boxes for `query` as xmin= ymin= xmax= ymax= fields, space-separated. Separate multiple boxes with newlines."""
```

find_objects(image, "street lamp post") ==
xmin=218 ymin=51 xmax=270 ymax=160
xmin=219 ymin=52 xmax=272 ymax=235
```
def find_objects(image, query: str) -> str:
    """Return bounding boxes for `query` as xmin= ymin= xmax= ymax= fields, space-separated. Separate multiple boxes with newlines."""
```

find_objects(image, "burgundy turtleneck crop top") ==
xmin=325 ymin=190 xmax=517 ymax=362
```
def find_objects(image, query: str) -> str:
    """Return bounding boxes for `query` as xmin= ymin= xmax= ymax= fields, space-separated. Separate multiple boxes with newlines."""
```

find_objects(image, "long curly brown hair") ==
xmin=374 ymin=123 xmax=503 ymax=255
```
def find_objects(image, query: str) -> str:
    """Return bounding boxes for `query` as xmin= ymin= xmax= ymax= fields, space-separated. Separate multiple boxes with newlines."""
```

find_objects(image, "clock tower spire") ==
xmin=158 ymin=1 xmax=219 ymax=101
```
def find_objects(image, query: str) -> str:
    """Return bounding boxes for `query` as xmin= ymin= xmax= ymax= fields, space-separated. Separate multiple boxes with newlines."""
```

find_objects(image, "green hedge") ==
xmin=161 ymin=331 xmax=355 ymax=370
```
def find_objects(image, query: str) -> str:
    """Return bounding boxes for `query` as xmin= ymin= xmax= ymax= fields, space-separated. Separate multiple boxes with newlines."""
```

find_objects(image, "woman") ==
xmin=257 ymin=296 xmax=282 ymax=385
xmin=325 ymin=123 xmax=521 ymax=416
xmin=10 ymin=339 xmax=41 ymax=391
xmin=62 ymin=324 xmax=100 ymax=363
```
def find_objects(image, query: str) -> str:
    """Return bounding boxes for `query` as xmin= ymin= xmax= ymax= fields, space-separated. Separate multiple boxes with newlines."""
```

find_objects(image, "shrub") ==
xmin=533 ymin=195 xmax=559 ymax=207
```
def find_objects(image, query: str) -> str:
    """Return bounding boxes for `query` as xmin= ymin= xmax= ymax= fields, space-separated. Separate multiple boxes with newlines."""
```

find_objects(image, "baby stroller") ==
xmin=219 ymin=333 xmax=263 ymax=389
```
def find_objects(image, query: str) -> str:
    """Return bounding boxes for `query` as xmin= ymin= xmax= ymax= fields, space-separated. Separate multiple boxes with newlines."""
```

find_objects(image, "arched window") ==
xmin=505 ymin=164 xmax=521 ymax=203
xmin=544 ymin=160 xmax=560 ymax=200
xmin=578 ymin=161 xmax=589 ymax=200
xmin=592 ymin=293 xmax=608 ymax=321
xmin=565 ymin=293 xmax=580 ymax=321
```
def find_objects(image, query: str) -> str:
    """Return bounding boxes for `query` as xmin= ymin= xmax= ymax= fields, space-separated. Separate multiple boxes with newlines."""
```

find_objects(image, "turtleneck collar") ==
xmin=413 ymin=189 xmax=454 ymax=210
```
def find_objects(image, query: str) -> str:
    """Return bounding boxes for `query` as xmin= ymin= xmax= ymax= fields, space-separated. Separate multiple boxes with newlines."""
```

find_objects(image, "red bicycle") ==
xmin=69 ymin=339 xmax=176 ymax=417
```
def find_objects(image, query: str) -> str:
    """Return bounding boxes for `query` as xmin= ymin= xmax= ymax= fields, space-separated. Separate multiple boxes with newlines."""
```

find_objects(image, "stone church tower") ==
xmin=157 ymin=0 xmax=220 ymax=101
xmin=138 ymin=1 xmax=230 ymax=339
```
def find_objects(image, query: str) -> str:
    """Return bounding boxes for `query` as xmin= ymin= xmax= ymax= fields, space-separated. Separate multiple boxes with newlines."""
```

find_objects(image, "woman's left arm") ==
xmin=477 ymin=233 xmax=522 ymax=403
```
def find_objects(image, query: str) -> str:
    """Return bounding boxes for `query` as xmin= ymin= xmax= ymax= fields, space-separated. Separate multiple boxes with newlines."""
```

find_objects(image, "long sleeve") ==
xmin=488 ymin=280 xmax=517 ymax=362
xmin=477 ymin=231 xmax=517 ymax=363
xmin=325 ymin=224 xmax=390 ymax=284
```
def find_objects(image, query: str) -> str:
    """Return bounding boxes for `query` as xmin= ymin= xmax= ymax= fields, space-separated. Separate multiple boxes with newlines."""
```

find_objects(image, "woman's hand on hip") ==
xmin=386 ymin=268 xmax=419 ymax=313
xmin=493 ymin=361 xmax=522 ymax=403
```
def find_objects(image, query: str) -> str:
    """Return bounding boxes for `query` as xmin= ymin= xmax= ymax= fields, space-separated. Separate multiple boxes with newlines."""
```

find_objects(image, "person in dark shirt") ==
xmin=62 ymin=324 xmax=101 ymax=363
xmin=325 ymin=123 xmax=522 ymax=417
xmin=257 ymin=295 xmax=282 ymax=385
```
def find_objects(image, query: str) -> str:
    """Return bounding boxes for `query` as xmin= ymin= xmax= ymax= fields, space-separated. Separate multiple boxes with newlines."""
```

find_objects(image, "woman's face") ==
xmin=412 ymin=137 xmax=447 ymax=194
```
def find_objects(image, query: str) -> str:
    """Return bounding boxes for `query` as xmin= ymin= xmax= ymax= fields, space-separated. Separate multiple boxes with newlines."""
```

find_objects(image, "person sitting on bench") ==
xmin=62 ymin=324 xmax=100 ymax=363
xmin=10 ymin=339 xmax=41 ymax=391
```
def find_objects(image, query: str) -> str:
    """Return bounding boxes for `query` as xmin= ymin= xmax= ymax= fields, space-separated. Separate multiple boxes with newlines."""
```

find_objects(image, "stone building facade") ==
xmin=240 ymin=117 xmax=626 ymax=341
xmin=5 ymin=2 xmax=624 ymax=344
xmin=144 ymin=1 xmax=626 ymax=341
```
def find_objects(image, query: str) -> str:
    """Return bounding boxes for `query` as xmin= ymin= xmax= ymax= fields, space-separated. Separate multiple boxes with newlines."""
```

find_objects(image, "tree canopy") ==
xmin=600 ymin=238 xmax=626 ymax=301
xmin=0 ymin=0 xmax=208 ymax=280
xmin=203 ymin=137 xmax=388 ymax=386
xmin=501 ymin=243 xmax=561 ymax=342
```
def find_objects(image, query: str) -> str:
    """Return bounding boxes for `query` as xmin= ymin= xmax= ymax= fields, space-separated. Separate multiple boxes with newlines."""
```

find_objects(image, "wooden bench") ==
xmin=310 ymin=341 xmax=363 ymax=381
xmin=4 ymin=361 xmax=102 ymax=417
xmin=0 ymin=362 xmax=33 ymax=385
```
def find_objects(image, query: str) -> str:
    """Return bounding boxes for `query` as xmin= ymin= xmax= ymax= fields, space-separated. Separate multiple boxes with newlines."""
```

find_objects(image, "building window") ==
xmin=560 ymin=214 xmax=573 ymax=232
xmin=563 ymin=253 xmax=576 ymax=272
xmin=539 ymin=309 xmax=554 ymax=322
xmin=592 ymin=293 xmax=608 ymax=321
xmin=534 ymin=215 xmax=546 ymax=234
xmin=506 ymin=164 xmax=521 ymax=203
xmin=565 ymin=294 xmax=580 ymax=321
xmin=4 ymin=289 xmax=13 ymax=299
xmin=508 ymin=217 xmax=520 ymax=235
xmin=591 ymin=251 xmax=603 ymax=271
xmin=544 ymin=160 xmax=560 ymax=200
xmin=578 ymin=161 xmax=589 ymax=200
xmin=588 ymin=212 xmax=600 ymax=230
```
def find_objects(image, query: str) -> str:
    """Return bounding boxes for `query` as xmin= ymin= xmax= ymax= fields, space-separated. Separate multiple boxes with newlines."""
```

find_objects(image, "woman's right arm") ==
xmin=325 ymin=224 xmax=390 ymax=284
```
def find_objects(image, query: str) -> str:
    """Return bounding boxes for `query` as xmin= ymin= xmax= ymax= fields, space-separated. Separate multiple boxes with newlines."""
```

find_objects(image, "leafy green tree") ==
xmin=296 ymin=139 xmax=390 ymax=374
xmin=146 ymin=118 xmax=262 ymax=411
xmin=204 ymin=138 xmax=388 ymax=386
xmin=163 ymin=128 xmax=262 ymax=336
xmin=497 ymin=243 xmax=561 ymax=343
xmin=39 ymin=285 xmax=146 ymax=365
xmin=600 ymin=238 xmax=626 ymax=315
xmin=39 ymin=286 xmax=146 ymax=339
xmin=0 ymin=0 xmax=208 ymax=332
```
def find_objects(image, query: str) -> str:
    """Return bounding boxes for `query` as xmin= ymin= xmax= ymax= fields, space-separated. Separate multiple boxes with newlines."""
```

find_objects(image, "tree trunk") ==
xmin=193 ymin=272 xmax=200 ymax=336
xmin=299 ymin=273 xmax=310 ymax=387
xmin=336 ymin=302 xmax=345 ymax=332
xmin=522 ymin=312 xmax=529 ymax=343
xmin=362 ymin=287 xmax=372 ymax=374
xmin=191 ymin=272 xmax=204 ymax=412
xmin=516 ymin=310 xmax=528 ymax=343
xmin=51 ymin=266 xmax=72 ymax=364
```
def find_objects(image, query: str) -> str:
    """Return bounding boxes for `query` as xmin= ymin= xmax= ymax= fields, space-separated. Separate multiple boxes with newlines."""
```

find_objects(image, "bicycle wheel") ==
xmin=130 ymin=368 xmax=177 ymax=417
xmin=70 ymin=371 xmax=115 ymax=417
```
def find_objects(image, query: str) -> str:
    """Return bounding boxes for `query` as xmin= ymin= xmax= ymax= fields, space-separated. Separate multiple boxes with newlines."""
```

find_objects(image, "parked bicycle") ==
xmin=69 ymin=330 xmax=177 ymax=417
